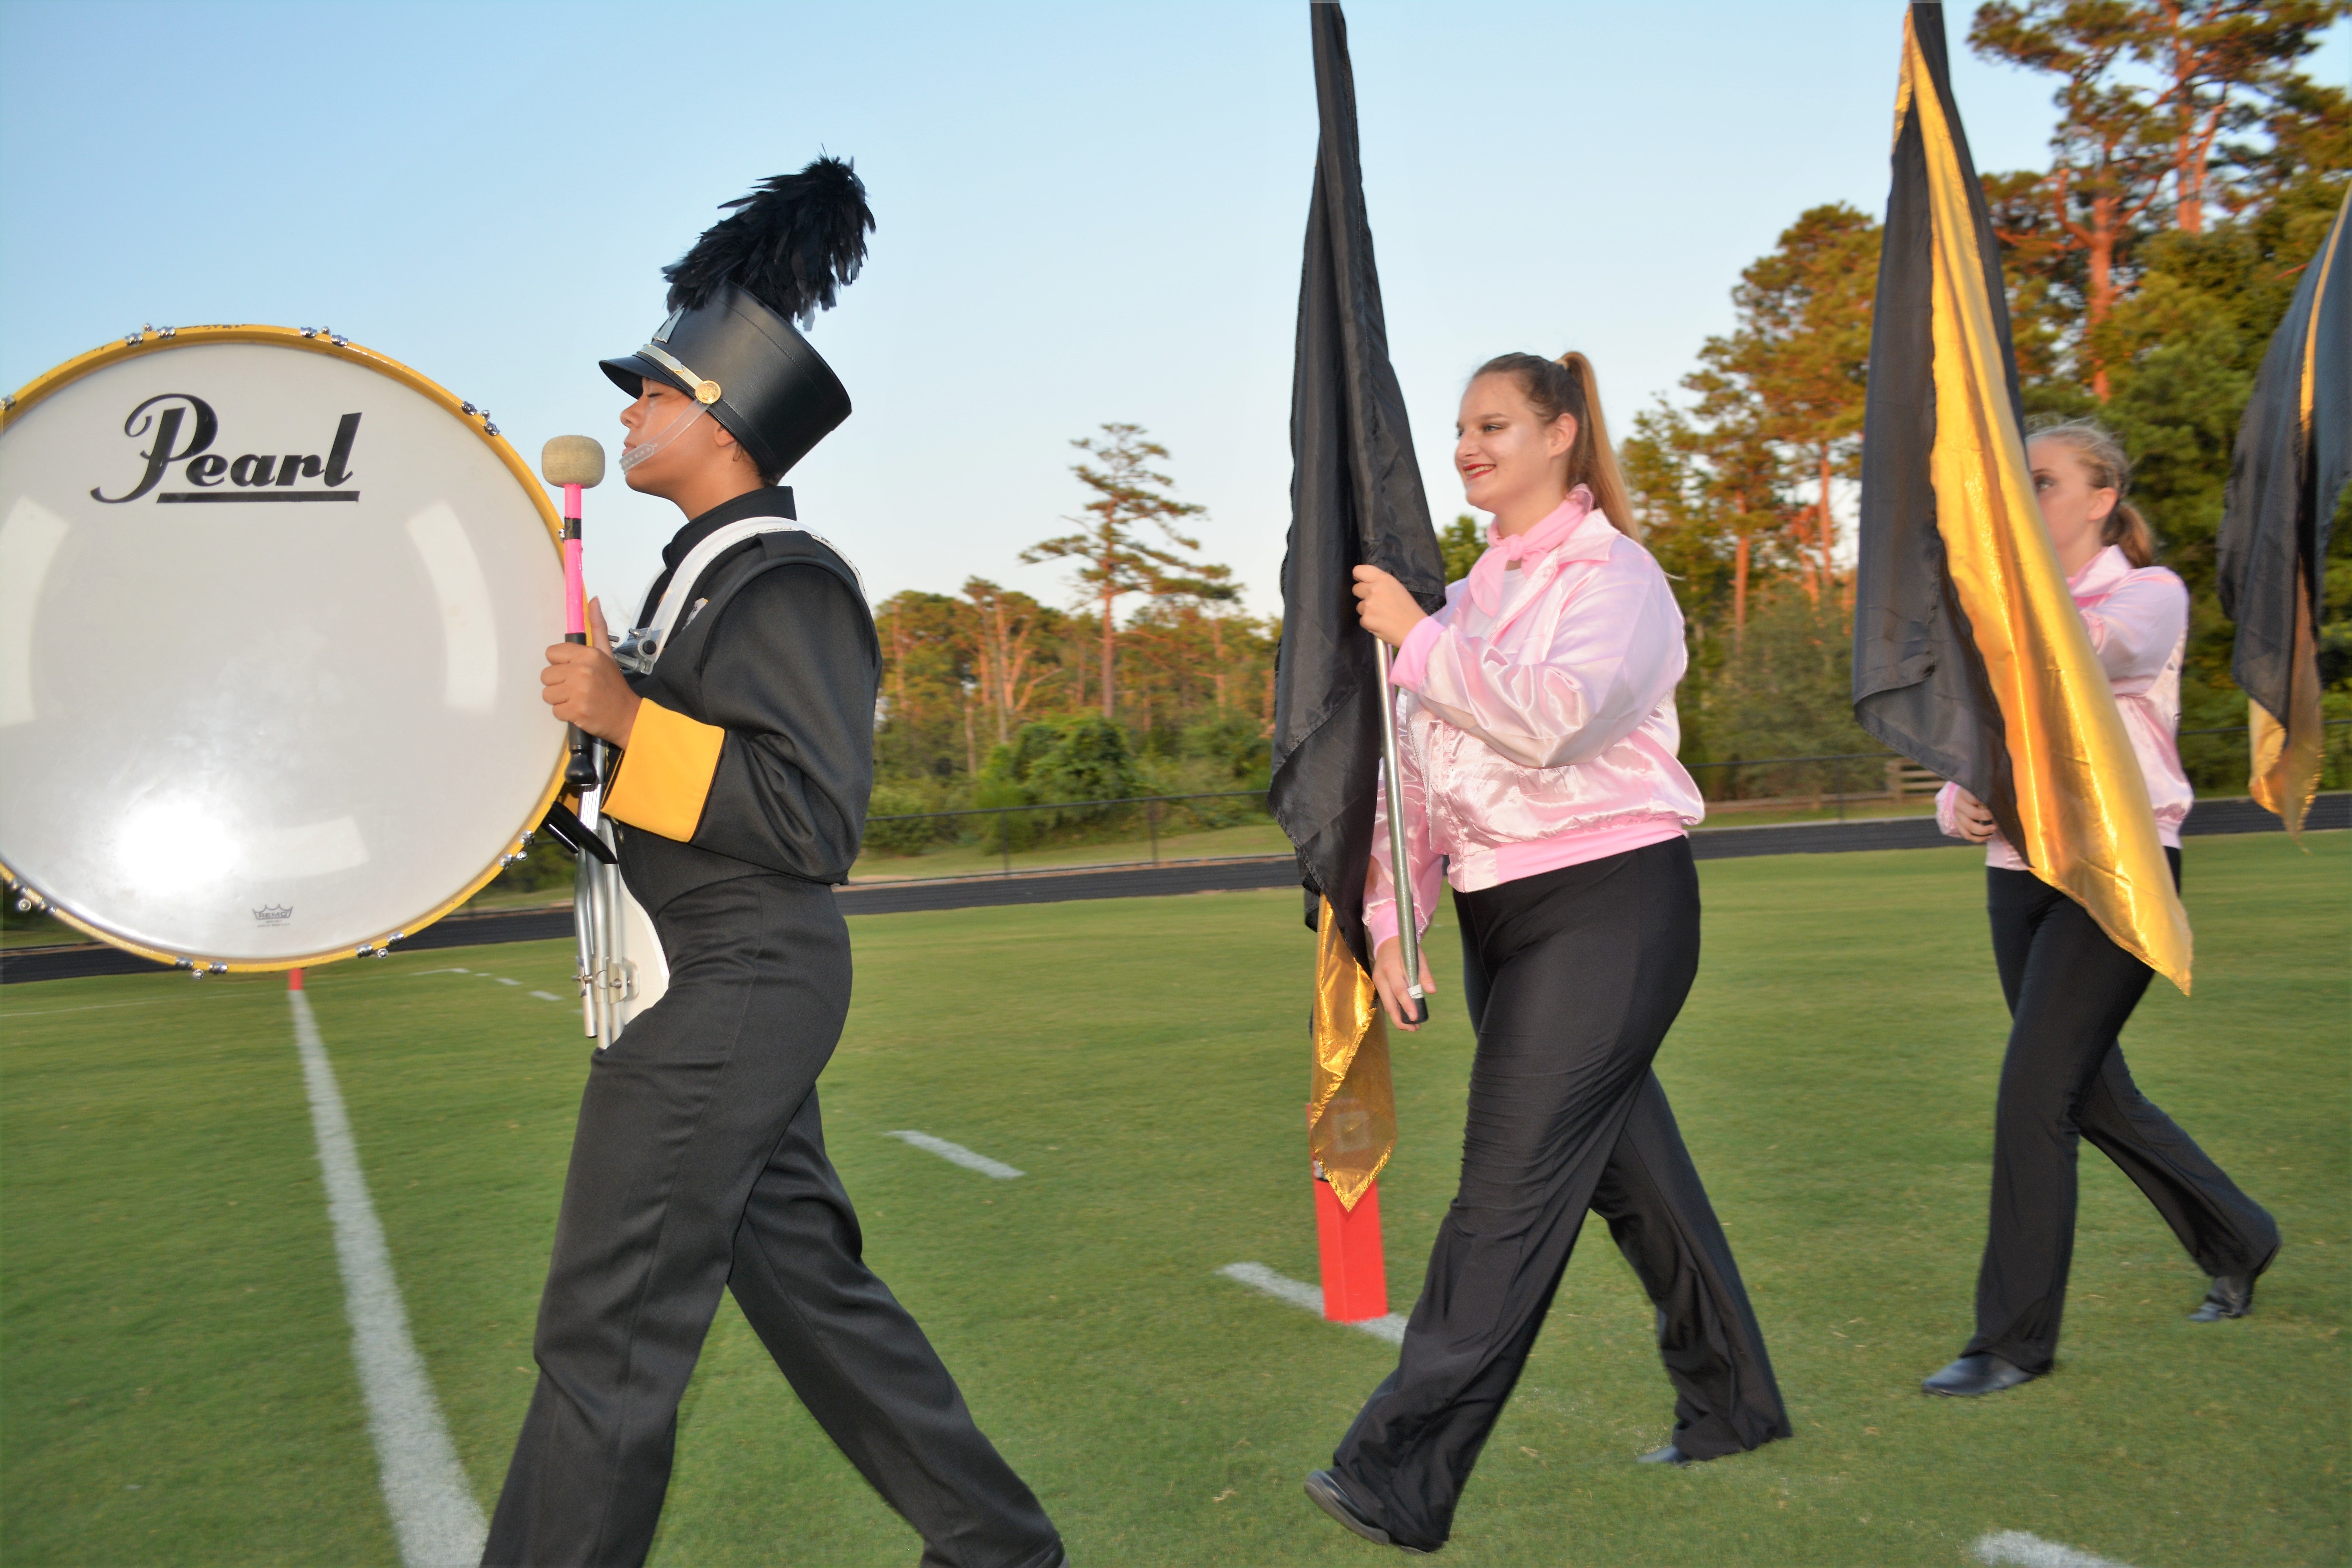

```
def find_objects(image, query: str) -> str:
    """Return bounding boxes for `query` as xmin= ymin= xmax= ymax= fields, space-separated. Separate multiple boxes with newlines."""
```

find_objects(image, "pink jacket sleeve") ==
xmin=1392 ymin=550 xmax=1684 ymax=770
xmin=1935 ymin=779 xmax=1967 ymax=839
xmin=2080 ymin=570 xmax=2188 ymax=695
xmin=1363 ymin=735 xmax=1442 ymax=955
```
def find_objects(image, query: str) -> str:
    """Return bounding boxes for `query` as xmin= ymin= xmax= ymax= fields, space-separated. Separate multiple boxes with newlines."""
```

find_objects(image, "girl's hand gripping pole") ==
xmin=541 ymin=437 xmax=608 ymax=794
xmin=1374 ymin=637 xmax=1428 ymax=1025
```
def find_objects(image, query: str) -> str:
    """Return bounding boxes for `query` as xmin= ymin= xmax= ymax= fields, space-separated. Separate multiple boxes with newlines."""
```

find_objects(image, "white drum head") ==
xmin=0 ymin=328 xmax=565 ymax=967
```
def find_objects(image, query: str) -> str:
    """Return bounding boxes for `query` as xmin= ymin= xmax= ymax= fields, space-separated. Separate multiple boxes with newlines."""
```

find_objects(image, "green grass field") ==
xmin=2 ymin=834 xmax=2344 ymax=1567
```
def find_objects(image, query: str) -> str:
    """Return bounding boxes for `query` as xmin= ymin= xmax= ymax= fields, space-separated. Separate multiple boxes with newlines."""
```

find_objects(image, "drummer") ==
xmin=488 ymin=159 xmax=1069 ymax=1568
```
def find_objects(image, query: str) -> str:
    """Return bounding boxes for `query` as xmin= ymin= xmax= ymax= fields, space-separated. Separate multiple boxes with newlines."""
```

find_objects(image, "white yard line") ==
xmin=883 ymin=1129 xmax=1024 ymax=1180
xmin=1218 ymin=1262 xmax=1408 ymax=1345
xmin=413 ymin=967 xmax=566 ymax=1003
xmin=3 ymin=997 xmax=188 ymax=1019
xmin=290 ymin=988 xmax=487 ymax=1567
xmin=1975 ymin=1531 xmax=2138 ymax=1568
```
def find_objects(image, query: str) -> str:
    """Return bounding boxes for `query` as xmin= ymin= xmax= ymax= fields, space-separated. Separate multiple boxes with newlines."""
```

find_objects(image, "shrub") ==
xmin=862 ymin=784 xmax=943 ymax=856
xmin=1028 ymin=714 xmax=1142 ymax=818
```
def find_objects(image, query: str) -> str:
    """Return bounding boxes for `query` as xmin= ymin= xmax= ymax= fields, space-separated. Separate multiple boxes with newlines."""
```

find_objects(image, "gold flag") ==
xmin=1308 ymin=895 xmax=1396 ymax=1211
xmin=1898 ymin=9 xmax=2194 ymax=992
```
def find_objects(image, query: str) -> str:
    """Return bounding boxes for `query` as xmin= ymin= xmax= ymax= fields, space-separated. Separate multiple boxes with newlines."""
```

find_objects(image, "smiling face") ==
xmin=2027 ymin=434 xmax=2116 ymax=572
xmin=1455 ymin=372 xmax=1576 ymax=524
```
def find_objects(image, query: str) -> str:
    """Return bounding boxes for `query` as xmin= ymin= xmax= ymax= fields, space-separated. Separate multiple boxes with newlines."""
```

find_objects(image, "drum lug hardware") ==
xmin=15 ymin=890 xmax=45 ymax=913
xmin=301 ymin=328 xmax=319 ymax=339
xmin=1 ymin=393 xmax=14 ymax=412
xmin=330 ymin=333 xmax=349 ymax=348
xmin=461 ymin=401 xmax=475 ymax=415
xmin=124 ymin=329 xmax=143 ymax=346
xmin=159 ymin=326 xmax=176 ymax=338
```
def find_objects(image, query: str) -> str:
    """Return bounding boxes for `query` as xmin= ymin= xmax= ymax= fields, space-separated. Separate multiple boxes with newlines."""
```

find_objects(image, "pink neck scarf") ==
xmin=1466 ymin=486 xmax=1595 ymax=616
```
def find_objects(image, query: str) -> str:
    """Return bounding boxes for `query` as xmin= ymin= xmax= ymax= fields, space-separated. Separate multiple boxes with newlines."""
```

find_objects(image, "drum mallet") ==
xmin=541 ymin=436 xmax=607 ymax=793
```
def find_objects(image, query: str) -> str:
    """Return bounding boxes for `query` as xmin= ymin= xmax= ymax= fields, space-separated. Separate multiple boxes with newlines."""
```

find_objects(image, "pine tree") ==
xmin=1021 ymin=424 xmax=1210 ymax=719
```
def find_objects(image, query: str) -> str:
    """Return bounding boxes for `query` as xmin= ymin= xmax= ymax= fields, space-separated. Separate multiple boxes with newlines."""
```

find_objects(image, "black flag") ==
xmin=1270 ymin=0 xmax=1446 ymax=973
xmin=1853 ymin=1 xmax=2021 ymax=848
xmin=2216 ymin=190 xmax=2349 ymax=836
xmin=1853 ymin=2 xmax=2189 ymax=988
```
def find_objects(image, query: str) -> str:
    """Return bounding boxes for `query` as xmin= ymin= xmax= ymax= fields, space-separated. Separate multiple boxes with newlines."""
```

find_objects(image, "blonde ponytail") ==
xmin=1558 ymin=352 xmax=1637 ymax=541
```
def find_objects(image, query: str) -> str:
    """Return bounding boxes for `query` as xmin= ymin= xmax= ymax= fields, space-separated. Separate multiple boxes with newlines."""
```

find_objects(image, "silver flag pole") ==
xmin=1374 ymin=636 xmax=1425 ymax=1024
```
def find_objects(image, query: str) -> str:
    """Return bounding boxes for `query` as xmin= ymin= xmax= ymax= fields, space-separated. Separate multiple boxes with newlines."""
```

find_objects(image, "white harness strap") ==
xmin=633 ymin=515 xmax=867 ymax=667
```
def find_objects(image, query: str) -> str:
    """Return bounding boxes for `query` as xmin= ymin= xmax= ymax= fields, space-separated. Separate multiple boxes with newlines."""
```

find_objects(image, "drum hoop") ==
xmin=0 ymin=325 xmax=570 ymax=974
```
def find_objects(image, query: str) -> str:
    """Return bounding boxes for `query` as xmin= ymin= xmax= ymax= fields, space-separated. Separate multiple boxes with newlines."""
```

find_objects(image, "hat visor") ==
xmin=599 ymin=352 xmax=688 ymax=399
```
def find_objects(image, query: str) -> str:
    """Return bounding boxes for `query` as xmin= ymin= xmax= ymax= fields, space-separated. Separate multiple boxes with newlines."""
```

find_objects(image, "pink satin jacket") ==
xmin=1935 ymin=543 xmax=2194 ymax=868
xmin=1365 ymin=488 xmax=1704 ymax=952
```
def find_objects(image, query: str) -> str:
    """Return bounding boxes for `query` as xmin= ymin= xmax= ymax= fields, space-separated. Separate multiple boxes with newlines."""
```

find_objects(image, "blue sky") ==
xmin=2 ymin=2 xmax=2342 ymax=619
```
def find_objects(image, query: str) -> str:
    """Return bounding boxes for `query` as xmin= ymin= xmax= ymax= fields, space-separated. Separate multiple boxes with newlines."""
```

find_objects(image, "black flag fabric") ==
xmin=1270 ymin=0 xmax=1447 ymax=974
xmin=1853 ymin=2 xmax=2190 ymax=990
xmin=2216 ymin=189 xmax=2350 ymax=837
xmin=1853 ymin=1 xmax=2022 ymax=851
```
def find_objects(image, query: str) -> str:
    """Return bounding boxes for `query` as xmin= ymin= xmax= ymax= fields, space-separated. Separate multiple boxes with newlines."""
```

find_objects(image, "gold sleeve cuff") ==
xmin=602 ymin=700 xmax=725 ymax=842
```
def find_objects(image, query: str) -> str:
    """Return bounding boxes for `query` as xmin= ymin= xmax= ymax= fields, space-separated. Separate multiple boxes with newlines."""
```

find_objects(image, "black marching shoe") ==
xmin=1638 ymin=1444 xmax=1697 ymax=1466
xmin=2189 ymin=1272 xmax=2258 ymax=1321
xmin=1303 ymin=1470 xmax=1436 ymax=1555
xmin=1921 ymin=1352 xmax=2037 ymax=1397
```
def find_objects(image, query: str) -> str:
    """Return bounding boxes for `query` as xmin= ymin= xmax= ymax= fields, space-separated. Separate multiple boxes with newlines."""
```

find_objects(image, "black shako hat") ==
xmin=601 ymin=157 xmax=875 ymax=479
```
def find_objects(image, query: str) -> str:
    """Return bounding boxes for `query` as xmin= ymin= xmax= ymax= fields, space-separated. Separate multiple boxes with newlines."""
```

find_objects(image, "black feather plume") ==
xmin=662 ymin=157 xmax=875 ymax=325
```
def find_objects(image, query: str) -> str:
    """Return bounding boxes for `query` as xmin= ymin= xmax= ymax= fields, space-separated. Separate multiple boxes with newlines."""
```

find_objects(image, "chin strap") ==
xmin=617 ymin=398 xmax=710 ymax=474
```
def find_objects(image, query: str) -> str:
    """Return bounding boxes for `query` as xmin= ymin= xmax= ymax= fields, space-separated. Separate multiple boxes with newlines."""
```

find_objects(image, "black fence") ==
xmin=862 ymin=788 xmax=1277 ymax=877
xmin=851 ymin=720 xmax=2352 ymax=880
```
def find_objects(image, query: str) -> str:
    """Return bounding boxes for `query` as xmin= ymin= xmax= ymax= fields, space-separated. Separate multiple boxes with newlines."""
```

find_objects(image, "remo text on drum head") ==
xmin=0 ymin=326 xmax=566 ymax=969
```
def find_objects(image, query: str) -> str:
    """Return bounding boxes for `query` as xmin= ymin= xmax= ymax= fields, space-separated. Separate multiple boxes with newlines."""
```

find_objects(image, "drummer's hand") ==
xmin=1951 ymin=788 xmax=1998 ymax=844
xmin=1371 ymin=935 xmax=1436 ymax=1033
xmin=543 ymin=598 xmax=641 ymax=747
xmin=1352 ymin=564 xmax=1428 ymax=649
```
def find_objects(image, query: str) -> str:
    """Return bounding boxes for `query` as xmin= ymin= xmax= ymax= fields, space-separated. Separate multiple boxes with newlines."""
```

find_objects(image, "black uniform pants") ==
xmin=1963 ymin=849 xmax=2278 ymax=1374
xmin=1328 ymin=838 xmax=1789 ymax=1551
xmin=485 ymin=875 xmax=1063 ymax=1568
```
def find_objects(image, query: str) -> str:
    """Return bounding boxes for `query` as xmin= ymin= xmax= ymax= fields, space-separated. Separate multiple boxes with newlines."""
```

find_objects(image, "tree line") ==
xmin=869 ymin=423 xmax=1281 ymax=829
xmin=871 ymin=0 xmax=2349 ymax=833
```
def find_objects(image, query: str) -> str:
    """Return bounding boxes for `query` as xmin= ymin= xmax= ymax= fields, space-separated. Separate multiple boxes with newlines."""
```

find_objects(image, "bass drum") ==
xmin=0 ymin=326 xmax=566 ymax=970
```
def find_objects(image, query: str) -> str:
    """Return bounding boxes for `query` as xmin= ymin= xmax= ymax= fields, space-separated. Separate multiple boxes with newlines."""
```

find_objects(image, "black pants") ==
xmin=1328 ymin=839 xmax=1789 ymax=1551
xmin=485 ymin=875 xmax=1063 ymax=1568
xmin=1964 ymin=849 xmax=2278 ymax=1374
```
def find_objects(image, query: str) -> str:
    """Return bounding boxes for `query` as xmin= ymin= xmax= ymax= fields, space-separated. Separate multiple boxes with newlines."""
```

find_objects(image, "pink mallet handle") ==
xmin=563 ymin=483 xmax=586 ymax=637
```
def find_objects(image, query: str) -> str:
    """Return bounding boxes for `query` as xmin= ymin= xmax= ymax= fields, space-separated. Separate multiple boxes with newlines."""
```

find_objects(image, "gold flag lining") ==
xmin=2249 ymin=584 xmax=2323 ymax=838
xmin=1308 ymin=895 xmax=1396 ymax=1212
xmin=2249 ymin=190 xmax=2346 ymax=837
xmin=1902 ymin=10 xmax=2195 ymax=993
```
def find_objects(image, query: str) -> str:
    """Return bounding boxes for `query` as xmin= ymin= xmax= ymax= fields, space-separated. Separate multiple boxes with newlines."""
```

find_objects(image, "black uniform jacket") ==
xmin=603 ymin=488 xmax=880 ymax=916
